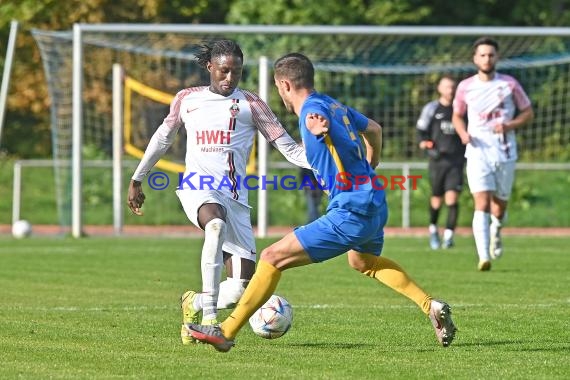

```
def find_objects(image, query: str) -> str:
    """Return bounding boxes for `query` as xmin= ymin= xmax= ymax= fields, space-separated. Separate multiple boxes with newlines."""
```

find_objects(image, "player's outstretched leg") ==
xmin=429 ymin=300 xmax=457 ymax=347
xmin=188 ymin=260 xmax=282 ymax=352
xmin=356 ymin=254 xmax=457 ymax=347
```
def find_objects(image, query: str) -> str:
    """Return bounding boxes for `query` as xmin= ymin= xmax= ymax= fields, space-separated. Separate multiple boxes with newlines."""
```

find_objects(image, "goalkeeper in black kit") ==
xmin=416 ymin=76 xmax=466 ymax=250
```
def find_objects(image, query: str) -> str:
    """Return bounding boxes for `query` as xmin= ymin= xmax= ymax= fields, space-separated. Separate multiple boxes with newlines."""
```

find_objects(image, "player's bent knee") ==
xmin=348 ymin=252 xmax=377 ymax=273
xmin=349 ymin=261 xmax=372 ymax=273
xmin=205 ymin=218 xmax=226 ymax=235
xmin=348 ymin=257 xmax=368 ymax=273
xmin=259 ymin=247 xmax=280 ymax=267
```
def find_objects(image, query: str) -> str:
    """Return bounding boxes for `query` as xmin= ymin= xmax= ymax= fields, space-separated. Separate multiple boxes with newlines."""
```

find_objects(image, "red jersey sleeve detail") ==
xmin=163 ymin=86 xmax=206 ymax=129
xmin=243 ymin=90 xmax=286 ymax=142
xmin=505 ymin=75 xmax=532 ymax=110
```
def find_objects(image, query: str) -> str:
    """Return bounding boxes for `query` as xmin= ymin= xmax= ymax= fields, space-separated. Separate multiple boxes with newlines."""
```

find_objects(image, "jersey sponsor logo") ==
xmin=229 ymin=103 xmax=240 ymax=118
xmin=440 ymin=121 xmax=456 ymax=135
xmin=478 ymin=107 xmax=503 ymax=122
xmin=200 ymin=146 xmax=224 ymax=153
xmin=195 ymin=130 xmax=231 ymax=145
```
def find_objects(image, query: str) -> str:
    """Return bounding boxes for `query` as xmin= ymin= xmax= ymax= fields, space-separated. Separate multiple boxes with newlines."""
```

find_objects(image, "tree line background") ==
xmin=1 ymin=0 xmax=569 ymax=158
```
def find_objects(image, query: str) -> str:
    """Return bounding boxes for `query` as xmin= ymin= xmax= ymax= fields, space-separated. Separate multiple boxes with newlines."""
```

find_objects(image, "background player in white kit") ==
xmin=126 ymin=40 xmax=309 ymax=343
xmin=452 ymin=37 xmax=534 ymax=271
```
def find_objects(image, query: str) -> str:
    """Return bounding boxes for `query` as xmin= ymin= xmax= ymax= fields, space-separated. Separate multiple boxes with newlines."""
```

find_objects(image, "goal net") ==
xmin=31 ymin=25 xmax=570 ymax=232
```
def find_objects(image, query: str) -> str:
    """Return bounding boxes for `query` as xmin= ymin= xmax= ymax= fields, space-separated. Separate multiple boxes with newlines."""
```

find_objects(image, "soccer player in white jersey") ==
xmin=126 ymin=40 xmax=310 ymax=343
xmin=452 ymin=37 xmax=534 ymax=271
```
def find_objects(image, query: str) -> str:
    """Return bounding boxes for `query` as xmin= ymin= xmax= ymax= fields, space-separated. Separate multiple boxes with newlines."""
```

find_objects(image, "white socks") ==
xmin=472 ymin=210 xmax=490 ymax=262
xmin=200 ymin=218 xmax=226 ymax=322
xmin=443 ymin=228 xmax=454 ymax=241
xmin=192 ymin=278 xmax=248 ymax=311
xmin=217 ymin=278 xmax=248 ymax=309
xmin=490 ymin=214 xmax=503 ymax=229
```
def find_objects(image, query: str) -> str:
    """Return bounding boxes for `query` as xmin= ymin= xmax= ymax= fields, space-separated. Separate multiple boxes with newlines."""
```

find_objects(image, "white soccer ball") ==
xmin=12 ymin=220 xmax=32 ymax=239
xmin=249 ymin=294 xmax=293 ymax=339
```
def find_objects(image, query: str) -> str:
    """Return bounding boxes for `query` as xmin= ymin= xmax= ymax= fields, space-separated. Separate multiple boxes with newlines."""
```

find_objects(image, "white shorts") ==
xmin=466 ymin=158 xmax=516 ymax=200
xmin=175 ymin=189 xmax=256 ymax=262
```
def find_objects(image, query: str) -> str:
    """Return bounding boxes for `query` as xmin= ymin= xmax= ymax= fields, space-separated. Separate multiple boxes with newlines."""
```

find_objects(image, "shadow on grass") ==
xmin=288 ymin=342 xmax=450 ymax=351
xmin=288 ymin=342 xmax=375 ymax=349
xmin=458 ymin=340 xmax=570 ymax=352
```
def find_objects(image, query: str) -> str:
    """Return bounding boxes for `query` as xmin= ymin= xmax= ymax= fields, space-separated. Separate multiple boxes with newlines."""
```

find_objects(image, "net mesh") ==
xmin=31 ymin=27 xmax=570 ymax=226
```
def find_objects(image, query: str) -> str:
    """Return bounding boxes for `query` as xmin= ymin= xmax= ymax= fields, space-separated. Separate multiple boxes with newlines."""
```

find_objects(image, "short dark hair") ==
xmin=472 ymin=36 xmax=499 ymax=54
xmin=274 ymin=53 xmax=314 ymax=89
xmin=439 ymin=74 xmax=456 ymax=84
xmin=195 ymin=39 xmax=243 ymax=68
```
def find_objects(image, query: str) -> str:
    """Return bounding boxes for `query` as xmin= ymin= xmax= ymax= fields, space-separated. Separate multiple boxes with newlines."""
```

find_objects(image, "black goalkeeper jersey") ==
xmin=416 ymin=100 xmax=465 ymax=161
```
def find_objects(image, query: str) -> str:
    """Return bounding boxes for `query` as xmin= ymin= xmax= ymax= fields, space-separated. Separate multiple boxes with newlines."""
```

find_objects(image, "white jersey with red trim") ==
xmin=453 ymin=73 xmax=531 ymax=163
xmin=133 ymin=86 xmax=289 ymax=206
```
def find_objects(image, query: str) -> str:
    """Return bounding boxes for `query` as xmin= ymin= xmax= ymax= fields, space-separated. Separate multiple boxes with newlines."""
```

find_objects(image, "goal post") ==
xmin=0 ymin=20 xmax=19 ymax=151
xmin=32 ymin=24 xmax=570 ymax=237
xmin=112 ymin=64 xmax=123 ymax=236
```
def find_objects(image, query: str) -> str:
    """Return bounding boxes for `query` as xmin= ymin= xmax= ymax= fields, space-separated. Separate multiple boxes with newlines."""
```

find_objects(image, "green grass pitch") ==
xmin=1 ymin=235 xmax=569 ymax=379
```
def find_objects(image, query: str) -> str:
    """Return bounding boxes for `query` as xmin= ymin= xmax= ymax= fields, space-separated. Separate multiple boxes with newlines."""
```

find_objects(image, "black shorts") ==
xmin=428 ymin=157 xmax=465 ymax=197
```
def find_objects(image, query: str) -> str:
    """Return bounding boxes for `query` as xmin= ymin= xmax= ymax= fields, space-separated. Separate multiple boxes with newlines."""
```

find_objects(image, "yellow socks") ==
xmin=221 ymin=260 xmax=281 ymax=339
xmin=220 ymin=255 xmax=431 ymax=340
xmin=364 ymin=256 xmax=432 ymax=314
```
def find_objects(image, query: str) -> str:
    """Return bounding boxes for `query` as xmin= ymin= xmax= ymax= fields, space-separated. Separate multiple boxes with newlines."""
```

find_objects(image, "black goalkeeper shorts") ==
xmin=428 ymin=158 xmax=465 ymax=196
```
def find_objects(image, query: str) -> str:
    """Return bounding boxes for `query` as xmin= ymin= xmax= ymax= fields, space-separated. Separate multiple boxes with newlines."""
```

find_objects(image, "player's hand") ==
xmin=305 ymin=113 xmax=329 ymax=136
xmin=127 ymin=180 xmax=145 ymax=216
xmin=419 ymin=140 xmax=434 ymax=149
xmin=459 ymin=132 xmax=471 ymax=145
xmin=494 ymin=123 xmax=507 ymax=134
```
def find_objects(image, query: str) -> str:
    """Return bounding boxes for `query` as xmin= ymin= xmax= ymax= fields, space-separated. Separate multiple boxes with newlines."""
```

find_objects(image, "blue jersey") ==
xmin=299 ymin=92 xmax=385 ymax=216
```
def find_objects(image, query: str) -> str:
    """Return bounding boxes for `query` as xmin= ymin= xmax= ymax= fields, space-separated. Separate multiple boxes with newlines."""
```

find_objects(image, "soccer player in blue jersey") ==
xmin=186 ymin=52 xmax=457 ymax=351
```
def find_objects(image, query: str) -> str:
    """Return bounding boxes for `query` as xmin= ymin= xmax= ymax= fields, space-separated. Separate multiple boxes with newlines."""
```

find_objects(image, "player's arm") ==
xmin=128 ymin=123 xmax=178 ymax=216
xmin=495 ymin=79 xmax=534 ymax=134
xmin=416 ymin=102 xmax=435 ymax=149
xmin=452 ymin=112 xmax=470 ymax=145
xmin=131 ymin=122 xmax=180 ymax=180
xmin=495 ymin=106 xmax=534 ymax=134
xmin=249 ymin=92 xmax=310 ymax=168
xmin=360 ymin=119 xmax=382 ymax=169
xmin=270 ymin=132 xmax=311 ymax=169
xmin=452 ymin=82 xmax=471 ymax=145
xmin=128 ymin=92 xmax=183 ymax=215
